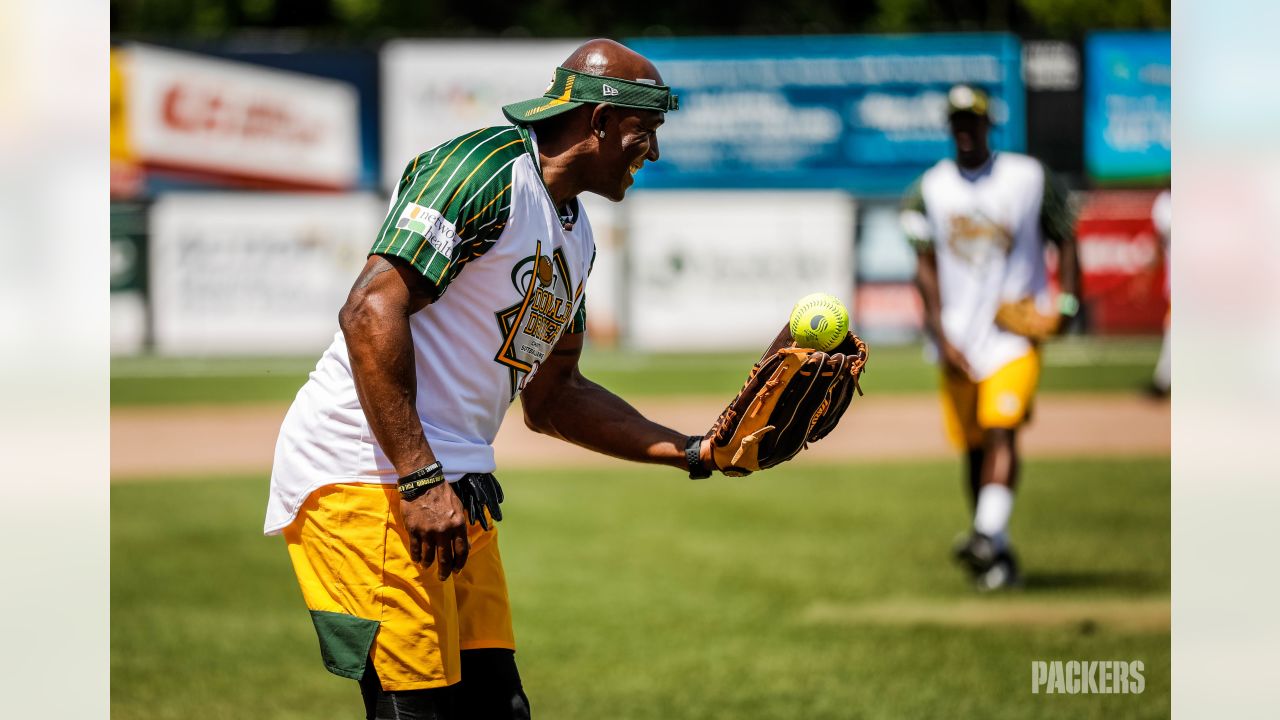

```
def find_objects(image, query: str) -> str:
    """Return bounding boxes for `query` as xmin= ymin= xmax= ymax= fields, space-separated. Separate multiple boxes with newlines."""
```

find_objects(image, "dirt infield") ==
xmin=801 ymin=597 xmax=1171 ymax=632
xmin=111 ymin=394 xmax=1169 ymax=480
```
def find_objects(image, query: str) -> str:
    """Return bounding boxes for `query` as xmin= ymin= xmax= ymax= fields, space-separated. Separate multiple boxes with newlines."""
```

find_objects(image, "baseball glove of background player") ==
xmin=994 ymin=297 xmax=1060 ymax=342
xmin=707 ymin=325 xmax=868 ymax=477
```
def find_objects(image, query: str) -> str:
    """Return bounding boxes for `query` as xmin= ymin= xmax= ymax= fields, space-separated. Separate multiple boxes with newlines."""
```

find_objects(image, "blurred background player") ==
xmin=1150 ymin=188 xmax=1172 ymax=397
xmin=900 ymin=84 xmax=1080 ymax=591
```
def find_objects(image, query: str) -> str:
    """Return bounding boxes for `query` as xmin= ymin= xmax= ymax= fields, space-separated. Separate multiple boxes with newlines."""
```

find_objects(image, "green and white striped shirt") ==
xmin=266 ymin=125 xmax=597 ymax=534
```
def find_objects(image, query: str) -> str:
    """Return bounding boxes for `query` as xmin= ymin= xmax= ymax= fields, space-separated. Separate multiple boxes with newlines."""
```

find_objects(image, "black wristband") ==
xmin=397 ymin=461 xmax=446 ymax=501
xmin=686 ymin=435 xmax=711 ymax=480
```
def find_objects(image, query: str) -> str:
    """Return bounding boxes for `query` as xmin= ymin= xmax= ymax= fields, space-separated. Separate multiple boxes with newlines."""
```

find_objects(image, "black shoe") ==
xmin=974 ymin=547 xmax=1022 ymax=592
xmin=952 ymin=532 xmax=998 ymax=575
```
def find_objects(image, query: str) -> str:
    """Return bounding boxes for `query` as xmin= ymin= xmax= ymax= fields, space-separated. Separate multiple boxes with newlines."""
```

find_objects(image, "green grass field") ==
xmin=110 ymin=337 xmax=1162 ymax=406
xmin=112 ymin=457 xmax=1169 ymax=719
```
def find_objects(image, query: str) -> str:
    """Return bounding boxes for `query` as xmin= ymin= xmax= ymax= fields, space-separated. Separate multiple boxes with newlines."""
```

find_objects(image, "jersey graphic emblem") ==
xmin=947 ymin=210 xmax=1013 ymax=265
xmin=602 ymin=83 xmax=620 ymax=97
xmin=493 ymin=240 xmax=584 ymax=397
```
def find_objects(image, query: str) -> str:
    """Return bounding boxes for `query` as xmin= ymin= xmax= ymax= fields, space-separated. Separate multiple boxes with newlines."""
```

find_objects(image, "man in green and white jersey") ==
xmin=265 ymin=40 xmax=717 ymax=719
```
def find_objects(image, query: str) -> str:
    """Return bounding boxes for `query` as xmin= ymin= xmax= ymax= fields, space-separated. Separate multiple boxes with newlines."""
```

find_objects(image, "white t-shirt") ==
xmin=265 ymin=126 xmax=595 ymax=535
xmin=900 ymin=152 xmax=1073 ymax=380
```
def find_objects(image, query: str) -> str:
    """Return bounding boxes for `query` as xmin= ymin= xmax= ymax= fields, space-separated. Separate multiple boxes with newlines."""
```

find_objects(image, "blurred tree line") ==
xmin=112 ymin=0 xmax=1170 ymax=42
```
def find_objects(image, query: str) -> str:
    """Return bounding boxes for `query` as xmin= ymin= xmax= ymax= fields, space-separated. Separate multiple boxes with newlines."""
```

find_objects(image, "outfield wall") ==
xmin=111 ymin=186 xmax=1166 ymax=356
xmin=110 ymin=34 xmax=1170 ymax=357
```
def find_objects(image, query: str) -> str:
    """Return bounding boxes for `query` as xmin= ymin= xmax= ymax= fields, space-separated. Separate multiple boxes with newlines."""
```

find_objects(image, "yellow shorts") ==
xmin=284 ymin=482 xmax=514 ymax=691
xmin=940 ymin=349 xmax=1041 ymax=449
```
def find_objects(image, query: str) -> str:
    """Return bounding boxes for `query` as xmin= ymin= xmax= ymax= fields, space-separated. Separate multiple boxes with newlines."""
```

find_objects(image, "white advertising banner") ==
xmin=111 ymin=293 xmax=147 ymax=355
xmin=125 ymin=44 xmax=360 ymax=189
xmin=380 ymin=39 xmax=583 ymax=189
xmin=625 ymin=191 xmax=856 ymax=351
xmin=577 ymin=193 xmax=624 ymax=346
xmin=149 ymin=193 xmax=386 ymax=355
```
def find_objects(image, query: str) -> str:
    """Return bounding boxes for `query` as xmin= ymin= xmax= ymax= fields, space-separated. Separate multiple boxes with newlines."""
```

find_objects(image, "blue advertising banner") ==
xmin=1084 ymin=32 xmax=1171 ymax=184
xmin=625 ymin=35 xmax=1024 ymax=195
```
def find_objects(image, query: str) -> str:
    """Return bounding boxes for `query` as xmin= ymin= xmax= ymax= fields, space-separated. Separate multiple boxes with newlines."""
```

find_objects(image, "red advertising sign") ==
xmin=121 ymin=44 xmax=360 ymax=190
xmin=854 ymin=282 xmax=923 ymax=342
xmin=1073 ymin=190 xmax=1168 ymax=334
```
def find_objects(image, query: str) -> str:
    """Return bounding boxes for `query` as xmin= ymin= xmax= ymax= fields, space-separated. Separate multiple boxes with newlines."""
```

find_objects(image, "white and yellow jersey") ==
xmin=900 ymin=152 xmax=1073 ymax=380
xmin=266 ymin=126 xmax=595 ymax=535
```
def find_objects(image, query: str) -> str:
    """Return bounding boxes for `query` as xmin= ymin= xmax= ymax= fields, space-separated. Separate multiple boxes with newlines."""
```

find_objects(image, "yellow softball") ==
xmin=789 ymin=293 xmax=849 ymax=352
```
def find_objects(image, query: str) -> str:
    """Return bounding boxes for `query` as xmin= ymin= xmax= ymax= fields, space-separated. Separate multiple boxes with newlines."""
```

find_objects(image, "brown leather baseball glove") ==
xmin=994 ymin=297 xmax=1060 ymax=342
xmin=706 ymin=325 xmax=868 ymax=477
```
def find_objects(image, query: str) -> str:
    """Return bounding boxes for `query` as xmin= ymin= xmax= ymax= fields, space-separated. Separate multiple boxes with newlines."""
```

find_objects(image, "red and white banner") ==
xmin=854 ymin=282 xmax=923 ymax=342
xmin=1074 ymin=190 xmax=1167 ymax=334
xmin=122 ymin=44 xmax=360 ymax=190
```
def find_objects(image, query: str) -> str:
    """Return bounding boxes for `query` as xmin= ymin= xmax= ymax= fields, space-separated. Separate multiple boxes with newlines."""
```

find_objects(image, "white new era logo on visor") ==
xmin=602 ymin=83 xmax=619 ymax=97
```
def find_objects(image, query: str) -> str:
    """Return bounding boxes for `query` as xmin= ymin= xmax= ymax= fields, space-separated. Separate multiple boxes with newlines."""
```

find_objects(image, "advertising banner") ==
xmin=111 ymin=49 xmax=145 ymax=198
xmin=625 ymin=191 xmax=855 ymax=351
xmin=149 ymin=193 xmax=386 ymax=355
xmin=1084 ymin=32 xmax=1171 ymax=184
xmin=206 ymin=48 xmax=382 ymax=189
xmin=854 ymin=282 xmax=923 ymax=344
xmin=111 ymin=203 xmax=149 ymax=354
xmin=851 ymin=201 xmax=923 ymax=342
xmin=380 ymin=40 xmax=584 ymax=190
xmin=1023 ymin=40 xmax=1084 ymax=178
xmin=625 ymin=34 xmax=1025 ymax=195
xmin=576 ymin=194 xmax=624 ymax=347
xmin=122 ymin=44 xmax=361 ymax=190
xmin=1075 ymin=190 xmax=1167 ymax=334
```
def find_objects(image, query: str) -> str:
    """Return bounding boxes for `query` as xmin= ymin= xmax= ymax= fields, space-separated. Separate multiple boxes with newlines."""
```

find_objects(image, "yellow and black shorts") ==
xmin=940 ymin=349 xmax=1041 ymax=449
xmin=284 ymin=482 xmax=514 ymax=691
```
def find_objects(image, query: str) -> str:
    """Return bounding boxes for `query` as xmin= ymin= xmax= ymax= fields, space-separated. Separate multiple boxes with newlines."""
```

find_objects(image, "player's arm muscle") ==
xmin=520 ymin=330 xmax=695 ymax=470
xmin=915 ymin=249 xmax=976 ymax=379
xmin=338 ymin=255 xmax=438 ymax=474
xmin=913 ymin=249 xmax=947 ymax=345
xmin=341 ymin=255 xmax=469 ymax=578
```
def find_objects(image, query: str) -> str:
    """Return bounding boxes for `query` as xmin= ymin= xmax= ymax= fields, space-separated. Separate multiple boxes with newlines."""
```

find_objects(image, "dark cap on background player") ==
xmin=946 ymin=84 xmax=992 ymax=169
xmin=946 ymin=84 xmax=990 ymax=118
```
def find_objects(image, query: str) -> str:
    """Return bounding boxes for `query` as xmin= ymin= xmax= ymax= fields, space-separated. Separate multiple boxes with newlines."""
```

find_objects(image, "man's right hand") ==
xmin=940 ymin=341 xmax=976 ymax=381
xmin=401 ymin=482 xmax=470 ymax=581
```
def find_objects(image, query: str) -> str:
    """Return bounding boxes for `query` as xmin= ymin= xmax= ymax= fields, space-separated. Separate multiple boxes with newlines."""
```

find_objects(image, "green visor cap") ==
xmin=502 ymin=66 xmax=680 ymax=124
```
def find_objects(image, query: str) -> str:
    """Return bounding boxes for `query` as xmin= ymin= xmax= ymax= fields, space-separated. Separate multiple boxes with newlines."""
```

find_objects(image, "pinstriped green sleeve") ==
xmin=899 ymin=176 xmax=933 ymax=252
xmin=1039 ymin=162 xmax=1075 ymax=246
xmin=370 ymin=126 xmax=525 ymax=294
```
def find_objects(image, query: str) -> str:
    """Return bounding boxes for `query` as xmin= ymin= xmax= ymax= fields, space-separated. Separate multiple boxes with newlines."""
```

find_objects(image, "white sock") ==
xmin=973 ymin=484 xmax=1014 ymax=548
xmin=1153 ymin=329 xmax=1171 ymax=392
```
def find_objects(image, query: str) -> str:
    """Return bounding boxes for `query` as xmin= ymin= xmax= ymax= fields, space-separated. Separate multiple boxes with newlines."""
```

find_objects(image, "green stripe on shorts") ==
xmin=309 ymin=609 xmax=380 ymax=680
